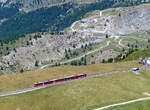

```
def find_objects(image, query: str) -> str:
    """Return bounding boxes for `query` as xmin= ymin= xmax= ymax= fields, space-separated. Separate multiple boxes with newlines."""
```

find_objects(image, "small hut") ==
xmin=139 ymin=58 xmax=150 ymax=65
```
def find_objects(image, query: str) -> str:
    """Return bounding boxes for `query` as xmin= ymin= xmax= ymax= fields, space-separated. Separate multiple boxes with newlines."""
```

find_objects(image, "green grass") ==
xmin=125 ymin=48 xmax=150 ymax=61
xmin=1 ymin=3 xmax=150 ymax=109
xmin=102 ymin=8 xmax=118 ymax=16
xmin=107 ymin=100 xmax=150 ymax=110
xmin=0 ymin=61 xmax=150 ymax=110
xmin=0 ymin=61 xmax=141 ymax=93
xmin=0 ymin=33 xmax=42 ymax=57
xmin=0 ymin=70 xmax=150 ymax=110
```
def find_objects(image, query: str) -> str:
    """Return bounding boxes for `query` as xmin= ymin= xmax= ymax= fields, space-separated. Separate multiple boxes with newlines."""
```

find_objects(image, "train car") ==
xmin=64 ymin=76 xmax=72 ymax=81
xmin=34 ymin=80 xmax=54 ymax=87
xmin=78 ymin=73 xmax=87 ymax=78
xmin=34 ymin=73 xmax=87 ymax=87
xmin=34 ymin=81 xmax=44 ymax=87
xmin=44 ymin=80 xmax=54 ymax=85
xmin=55 ymin=78 xmax=65 ymax=83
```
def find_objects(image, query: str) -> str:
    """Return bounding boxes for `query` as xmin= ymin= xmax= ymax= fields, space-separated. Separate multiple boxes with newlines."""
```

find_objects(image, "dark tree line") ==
xmin=0 ymin=0 xmax=149 ymax=41
xmin=0 ymin=5 xmax=19 ymax=19
xmin=70 ymin=56 xmax=87 ymax=66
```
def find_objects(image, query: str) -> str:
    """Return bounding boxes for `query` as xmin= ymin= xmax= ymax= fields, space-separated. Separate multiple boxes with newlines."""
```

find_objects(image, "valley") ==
xmin=0 ymin=0 xmax=149 ymax=39
xmin=0 ymin=1 xmax=150 ymax=110
xmin=0 ymin=3 xmax=150 ymax=74
xmin=0 ymin=60 xmax=150 ymax=110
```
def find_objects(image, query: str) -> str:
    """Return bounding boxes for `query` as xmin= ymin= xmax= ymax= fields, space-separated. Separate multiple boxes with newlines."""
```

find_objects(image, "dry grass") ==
xmin=0 ymin=69 xmax=150 ymax=110
xmin=0 ymin=61 xmax=149 ymax=110
xmin=0 ymin=61 xmax=141 ymax=93
xmin=107 ymin=99 xmax=150 ymax=110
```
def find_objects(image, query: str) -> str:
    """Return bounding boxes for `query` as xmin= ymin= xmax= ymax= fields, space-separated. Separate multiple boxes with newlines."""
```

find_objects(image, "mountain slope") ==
xmin=1 ymin=3 xmax=150 ymax=74
xmin=0 ymin=0 xmax=149 ymax=39
xmin=0 ymin=0 xmax=103 ymax=11
xmin=0 ymin=60 xmax=149 ymax=110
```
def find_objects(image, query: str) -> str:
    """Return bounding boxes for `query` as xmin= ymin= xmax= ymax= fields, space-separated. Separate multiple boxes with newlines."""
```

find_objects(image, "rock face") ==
xmin=1 ymin=4 xmax=150 ymax=74
xmin=86 ymin=50 xmax=120 ymax=64
xmin=0 ymin=33 xmax=106 ymax=74
xmin=106 ymin=7 xmax=150 ymax=35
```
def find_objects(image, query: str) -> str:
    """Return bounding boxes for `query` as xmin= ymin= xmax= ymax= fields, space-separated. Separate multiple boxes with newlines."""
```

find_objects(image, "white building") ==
xmin=140 ymin=58 xmax=150 ymax=65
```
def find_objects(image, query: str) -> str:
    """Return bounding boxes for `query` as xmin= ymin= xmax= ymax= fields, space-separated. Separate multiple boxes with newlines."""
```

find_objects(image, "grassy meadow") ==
xmin=125 ymin=48 xmax=150 ymax=61
xmin=107 ymin=99 xmax=150 ymax=110
xmin=0 ymin=61 xmax=141 ymax=93
xmin=0 ymin=61 xmax=150 ymax=110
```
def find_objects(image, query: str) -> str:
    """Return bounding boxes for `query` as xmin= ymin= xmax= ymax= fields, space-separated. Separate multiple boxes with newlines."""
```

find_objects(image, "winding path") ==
xmin=118 ymin=39 xmax=125 ymax=47
xmin=70 ymin=11 xmax=103 ymax=32
xmin=94 ymin=71 xmax=150 ymax=110
xmin=94 ymin=96 xmax=150 ymax=110
xmin=40 ymin=41 xmax=110 ymax=69
xmin=71 ymin=21 xmax=78 ymax=32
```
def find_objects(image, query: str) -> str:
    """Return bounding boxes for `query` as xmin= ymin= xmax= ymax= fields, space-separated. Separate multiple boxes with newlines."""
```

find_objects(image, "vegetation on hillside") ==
xmin=103 ymin=47 xmax=150 ymax=63
xmin=0 ymin=34 xmax=42 ymax=57
xmin=0 ymin=61 xmax=149 ymax=110
xmin=104 ymin=48 xmax=150 ymax=63
xmin=0 ymin=0 xmax=150 ymax=40
xmin=0 ymin=4 xmax=19 ymax=19
xmin=107 ymin=99 xmax=150 ymax=110
xmin=124 ymin=48 xmax=150 ymax=61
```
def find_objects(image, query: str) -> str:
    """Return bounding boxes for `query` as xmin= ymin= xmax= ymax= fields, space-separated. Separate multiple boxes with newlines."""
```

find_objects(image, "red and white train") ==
xmin=34 ymin=73 xmax=87 ymax=87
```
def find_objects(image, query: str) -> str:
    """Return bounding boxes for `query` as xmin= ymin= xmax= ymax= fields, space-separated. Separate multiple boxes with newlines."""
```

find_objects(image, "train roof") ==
xmin=34 ymin=73 xmax=87 ymax=84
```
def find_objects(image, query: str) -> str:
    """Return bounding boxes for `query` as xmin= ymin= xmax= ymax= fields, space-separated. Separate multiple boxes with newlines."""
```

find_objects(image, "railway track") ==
xmin=0 ymin=67 xmax=150 ymax=96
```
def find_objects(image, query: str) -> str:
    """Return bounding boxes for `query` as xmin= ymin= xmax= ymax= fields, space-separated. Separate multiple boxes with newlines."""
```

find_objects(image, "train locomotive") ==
xmin=34 ymin=73 xmax=87 ymax=87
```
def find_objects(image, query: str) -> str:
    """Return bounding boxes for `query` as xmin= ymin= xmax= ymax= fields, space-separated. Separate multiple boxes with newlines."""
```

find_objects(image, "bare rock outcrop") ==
xmin=106 ymin=7 xmax=150 ymax=35
xmin=0 ymin=33 xmax=105 ymax=73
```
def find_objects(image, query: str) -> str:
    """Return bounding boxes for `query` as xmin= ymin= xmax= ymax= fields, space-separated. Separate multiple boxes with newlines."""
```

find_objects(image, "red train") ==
xmin=34 ymin=73 xmax=87 ymax=87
